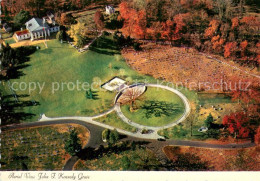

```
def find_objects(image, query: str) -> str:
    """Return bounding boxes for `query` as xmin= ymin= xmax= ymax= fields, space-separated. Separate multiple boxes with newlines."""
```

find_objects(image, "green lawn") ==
xmin=0 ymin=29 xmax=13 ymax=39
xmin=4 ymin=35 xmax=158 ymax=122
xmin=5 ymin=37 xmax=16 ymax=45
xmin=94 ymin=112 xmax=137 ymax=133
xmin=0 ymin=124 xmax=89 ymax=170
xmin=121 ymin=87 xmax=186 ymax=127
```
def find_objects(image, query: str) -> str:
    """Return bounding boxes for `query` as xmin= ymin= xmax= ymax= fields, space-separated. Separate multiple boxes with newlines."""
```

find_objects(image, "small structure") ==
xmin=105 ymin=5 xmax=115 ymax=15
xmin=3 ymin=23 xmax=12 ymax=33
xmin=43 ymin=12 xmax=56 ymax=25
xmin=14 ymin=29 xmax=31 ymax=41
xmin=198 ymin=126 xmax=208 ymax=133
xmin=101 ymin=77 xmax=127 ymax=92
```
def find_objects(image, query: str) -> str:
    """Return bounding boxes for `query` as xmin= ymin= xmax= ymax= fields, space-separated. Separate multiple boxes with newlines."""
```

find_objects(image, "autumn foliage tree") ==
xmin=204 ymin=20 xmax=219 ymax=38
xmin=254 ymin=127 xmax=260 ymax=144
xmin=222 ymin=112 xmax=250 ymax=139
xmin=119 ymin=2 xmax=147 ymax=39
xmin=240 ymin=40 xmax=248 ymax=57
xmin=94 ymin=10 xmax=105 ymax=30
xmin=224 ymin=42 xmax=237 ymax=58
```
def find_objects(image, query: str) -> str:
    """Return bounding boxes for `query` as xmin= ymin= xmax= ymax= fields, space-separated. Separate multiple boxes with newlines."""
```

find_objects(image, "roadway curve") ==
xmin=2 ymin=120 xmax=105 ymax=171
xmin=1 ymin=120 xmax=256 ymax=171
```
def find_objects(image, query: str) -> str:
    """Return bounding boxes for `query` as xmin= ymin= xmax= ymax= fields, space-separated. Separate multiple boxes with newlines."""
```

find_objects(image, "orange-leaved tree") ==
xmin=240 ymin=40 xmax=248 ymax=57
xmin=255 ymin=127 xmax=260 ymax=144
xmin=204 ymin=19 xmax=219 ymax=38
xmin=119 ymin=2 xmax=147 ymax=39
xmin=222 ymin=112 xmax=250 ymax=139
xmin=224 ymin=42 xmax=237 ymax=58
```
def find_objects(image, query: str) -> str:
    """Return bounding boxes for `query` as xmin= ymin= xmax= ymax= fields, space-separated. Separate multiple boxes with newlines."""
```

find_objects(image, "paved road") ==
xmin=2 ymin=120 xmax=256 ymax=170
xmin=2 ymin=120 xmax=105 ymax=171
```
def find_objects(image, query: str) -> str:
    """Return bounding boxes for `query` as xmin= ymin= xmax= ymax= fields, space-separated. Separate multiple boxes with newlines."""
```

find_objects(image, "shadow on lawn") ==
xmin=1 ymin=46 xmax=36 ymax=81
xmin=0 ymin=93 xmax=40 ymax=126
xmin=89 ymin=36 xmax=120 ymax=56
xmin=141 ymin=101 xmax=183 ymax=119
xmin=77 ymin=140 xmax=150 ymax=161
xmin=163 ymin=147 xmax=210 ymax=171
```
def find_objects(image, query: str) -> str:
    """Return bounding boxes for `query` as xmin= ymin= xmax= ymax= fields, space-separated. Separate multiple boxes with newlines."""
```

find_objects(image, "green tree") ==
xmin=102 ymin=129 xmax=110 ymax=142
xmin=0 ymin=43 xmax=17 ymax=69
xmin=56 ymin=30 xmax=67 ymax=42
xmin=64 ymin=129 xmax=82 ymax=156
xmin=14 ymin=10 xmax=30 ymax=28
xmin=204 ymin=113 xmax=214 ymax=128
xmin=108 ymin=129 xmax=120 ymax=145
xmin=122 ymin=156 xmax=131 ymax=170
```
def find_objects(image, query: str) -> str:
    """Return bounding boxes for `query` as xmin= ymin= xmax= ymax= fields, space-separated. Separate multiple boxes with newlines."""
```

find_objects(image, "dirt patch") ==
xmin=122 ymin=43 xmax=260 ymax=92
xmin=10 ymin=39 xmax=50 ymax=48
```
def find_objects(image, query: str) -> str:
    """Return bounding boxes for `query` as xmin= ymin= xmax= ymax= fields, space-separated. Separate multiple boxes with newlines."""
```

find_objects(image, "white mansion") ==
xmin=14 ymin=17 xmax=60 ymax=41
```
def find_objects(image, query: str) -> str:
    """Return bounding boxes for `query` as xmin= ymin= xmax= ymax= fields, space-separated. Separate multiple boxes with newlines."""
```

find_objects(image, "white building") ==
xmin=14 ymin=17 xmax=60 ymax=41
xmin=105 ymin=5 xmax=115 ymax=15
xmin=26 ymin=18 xmax=60 ymax=41
xmin=14 ymin=29 xmax=31 ymax=41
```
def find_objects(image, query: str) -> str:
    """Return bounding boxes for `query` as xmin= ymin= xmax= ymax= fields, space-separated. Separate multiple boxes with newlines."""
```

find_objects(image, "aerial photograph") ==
xmin=0 ymin=0 xmax=259 ymax=173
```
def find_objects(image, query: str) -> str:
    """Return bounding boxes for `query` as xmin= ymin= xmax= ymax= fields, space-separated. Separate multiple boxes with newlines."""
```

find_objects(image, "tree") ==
xmin=224 ymin=42 xmax=237 ymax=58
xmin=102 ymin=129 xmax=110 ymax=142
xmin=14 ymin=10 xmax=30 ymax=28
xmin=122 ymin=156 xmax=131 ymax=170
xmin=231 ymin=17 xmax=239 ymax=29
xmin=254 ymin=127 xmax=260 ymax=144
xmin=119 ymin=2 xmax=147 ymax=39
xmin=108 ymin=129 xmax=119 ymax=145
xmin=204 ymin=20 xmax=219 ymax=38
xmin=161 ymin=20 xmax=174 ymax=45
xmin=64 ymin=129 xmax=82 ymax=156
xmin=60 ymin=13 xmax=74 ymax=25
xmin=240 ymin=40 xmax=248 ymax=57
xmin=117 ymin=86 xmax=145 ymax=111
xmin=94 ymin=10 xmax=105 ymax=30
xmin=56 ymin=30 xmax=67 ymax=42
xmin=204 ymin=113 xmax=214 ymax=128
xmin=222 ymin=112 xmax=250 ymax=139
xmin=211 ymin=35 xmax=225 ymax=53
xmin=67 ymin=22 xmax=87 ymax=48
xmin=0 ymin=43 xmax=17 ymax=70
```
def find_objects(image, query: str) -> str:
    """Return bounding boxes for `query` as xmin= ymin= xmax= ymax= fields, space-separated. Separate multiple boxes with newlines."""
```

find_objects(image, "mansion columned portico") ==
xmin=14 ymin=17 xmax=60 ymax=41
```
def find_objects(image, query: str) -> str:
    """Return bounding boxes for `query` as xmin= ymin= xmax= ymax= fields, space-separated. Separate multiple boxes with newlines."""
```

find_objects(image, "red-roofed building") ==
xmin=14 ymin=29 xmax=31 ymax=41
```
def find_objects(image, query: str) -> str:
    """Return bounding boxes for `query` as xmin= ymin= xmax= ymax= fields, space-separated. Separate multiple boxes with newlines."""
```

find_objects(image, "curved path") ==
xmin=114 ymin=83 xmax=191 ymax=131
xmin=39 ymin=111 xmax=164 ymax=140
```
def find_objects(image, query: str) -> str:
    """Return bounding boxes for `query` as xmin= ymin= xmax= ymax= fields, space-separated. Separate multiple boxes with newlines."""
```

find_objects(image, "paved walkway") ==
xmin=39 ymin=113 xmax=164 ymax=140
xmin=38 ymin=83 xmax=191 ymax=139
xmin=114 ymin=84 xmax=191 ymax=131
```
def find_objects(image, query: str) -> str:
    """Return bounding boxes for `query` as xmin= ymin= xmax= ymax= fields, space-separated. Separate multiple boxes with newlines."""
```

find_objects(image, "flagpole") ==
xmin=43 ymin=18 xmax=48 ymax=48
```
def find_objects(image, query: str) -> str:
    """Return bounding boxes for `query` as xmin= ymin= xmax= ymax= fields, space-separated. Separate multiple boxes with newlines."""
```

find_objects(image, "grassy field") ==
xmin=0 ymin=29 xmax=13 ymax=39
xmin=121 ymin=87 xmax=185 ymax=127
xmin=158 ymin=98 xmax=241 ymax=140
xmin=3 ymin=35 xmax=157 ymax=122
xmin=5 ymin=37 xmax=16 ymax=45
xmin=94 ymin=112 xmax=137 ymax=132
xmin=0 ymin=124 xmax=89 ymax=171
